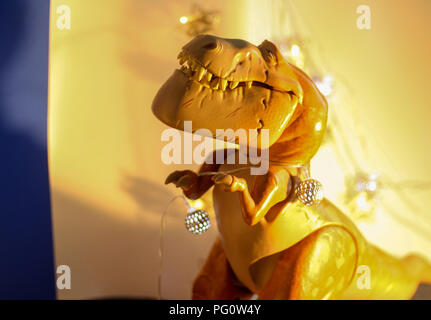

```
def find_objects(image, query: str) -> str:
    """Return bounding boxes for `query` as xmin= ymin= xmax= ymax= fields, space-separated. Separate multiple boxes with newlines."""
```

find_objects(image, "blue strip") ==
xmin=0 ymin=0 xmax=56 ymax=299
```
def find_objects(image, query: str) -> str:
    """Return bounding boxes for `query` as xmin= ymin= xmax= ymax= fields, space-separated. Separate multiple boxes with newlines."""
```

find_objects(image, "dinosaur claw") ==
xmin=176 ymin=175 xmax=191 ymax=188
xmin=212 ymin=173 xmax=233 ymax=186
xmin=165 ymin=171 xmax=181 ymax=185
xmin=165 ymin=171 xmax=194 ymax=191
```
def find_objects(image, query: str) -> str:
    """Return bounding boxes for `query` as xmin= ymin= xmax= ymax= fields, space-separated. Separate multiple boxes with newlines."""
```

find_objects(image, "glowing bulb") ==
xmin=189 ymin=199 xmax=204 ymax=210
xmin=369 ymin=172 xmax=379 ymax=180
xmin=179 ymin=16 xmax=188 ymax=24
xmin=366 ymin=181 xmax=377 ymax=192
xmin=316 ymin=75 xmax=333 ymax=96
xmin=291 ymin=45 xmax=300 ymax=57
xmin=323 ymin=74 xmax=333 ymax=83
xmin=356 ymin=193 xmax=372 ymax=212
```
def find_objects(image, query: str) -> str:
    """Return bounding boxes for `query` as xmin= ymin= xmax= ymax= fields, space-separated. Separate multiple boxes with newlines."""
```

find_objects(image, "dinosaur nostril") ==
xmin=203 ymin=42 xmax=218 ymax=50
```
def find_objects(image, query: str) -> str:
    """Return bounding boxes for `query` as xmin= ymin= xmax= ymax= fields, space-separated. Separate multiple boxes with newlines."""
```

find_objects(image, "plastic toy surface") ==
xmin=152 ymin=35 xmax=431 ymax=299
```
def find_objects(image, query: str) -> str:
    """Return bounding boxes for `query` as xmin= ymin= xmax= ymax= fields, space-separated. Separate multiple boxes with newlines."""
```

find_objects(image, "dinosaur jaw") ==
xmin=152 ymin=67 xmax=299 ymax=148
xmin=152 ymin=36 xmax=303 ymax=148
xmin=177 ymin=49 xmax=279 ymax=93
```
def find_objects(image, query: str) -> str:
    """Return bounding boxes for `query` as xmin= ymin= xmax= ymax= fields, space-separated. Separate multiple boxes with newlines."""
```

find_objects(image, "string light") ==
xmin=178 ymin=4 xmax=220 ymax=37
xmin=291 ymin=44 xmax=300 ymax=57
xmin=314 ymin=74 xmax=333 ymax=97
xmin=179 ymin=16 xmax=188 ymax=24
xmin=280 ymin=42 xmax=305 ymax=68
xmin=185 ymin=210 xmax=211 ymax=235
xmin=296 ymin=179 xmax=324 ymax=206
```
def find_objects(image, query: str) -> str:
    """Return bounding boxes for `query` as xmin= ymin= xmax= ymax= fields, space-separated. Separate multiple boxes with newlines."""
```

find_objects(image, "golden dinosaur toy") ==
xmin=152 ymin=35 xmax=431 ymax=299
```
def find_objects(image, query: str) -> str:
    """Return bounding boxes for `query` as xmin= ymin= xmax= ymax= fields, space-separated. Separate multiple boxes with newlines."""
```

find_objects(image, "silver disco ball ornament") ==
xmin=296 ymin=179 xmax=324 ymax=206
xmin=185 ymin=210 xmax=211 ymax=235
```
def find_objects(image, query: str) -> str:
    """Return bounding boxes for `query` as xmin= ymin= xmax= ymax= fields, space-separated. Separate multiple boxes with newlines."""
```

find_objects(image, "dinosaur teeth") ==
xmin=193 ymin=61 xmax=201 ymax=71
xmin=197 ymin=67 xmax=206 ymax=81
xmin=186 ymin=58 xmax=196 ymax=70
xmin=193 ymin=70 xmax=201 ymax=81
xmin=178 ymin=51 xmax=258 ymax=91
xmin=179 ymin=56 xmax=187 ymax=65
xmin=229 ymin=81 xmax=239 ymax=89
xmin=210 ymin=77 xmax=219 ymax=90
xmin=220 ymin=79 xmax=228 ymax=91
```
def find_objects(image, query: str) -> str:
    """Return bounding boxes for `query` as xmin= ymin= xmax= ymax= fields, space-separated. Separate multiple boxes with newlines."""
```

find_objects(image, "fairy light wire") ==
xmin=158 ymin=195 xmax=191 ymax=300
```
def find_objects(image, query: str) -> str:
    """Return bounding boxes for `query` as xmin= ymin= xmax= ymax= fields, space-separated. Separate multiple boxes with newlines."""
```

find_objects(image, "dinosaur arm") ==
xmin=186 ymin=161 xmax=221 ymax=200
xmin=213 ymin=167 xmax=291 ymax=226
xmin=165 ymin=151 xmax=223 ymax=200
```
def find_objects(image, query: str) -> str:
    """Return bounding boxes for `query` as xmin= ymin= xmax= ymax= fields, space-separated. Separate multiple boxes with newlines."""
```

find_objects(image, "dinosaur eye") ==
xmin=203 ymin=42 xmax=217 ymax=50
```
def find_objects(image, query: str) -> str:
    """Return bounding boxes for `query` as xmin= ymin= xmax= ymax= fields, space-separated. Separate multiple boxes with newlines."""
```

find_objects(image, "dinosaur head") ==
xmin=152 ymin=35 xmax=327 ymax=164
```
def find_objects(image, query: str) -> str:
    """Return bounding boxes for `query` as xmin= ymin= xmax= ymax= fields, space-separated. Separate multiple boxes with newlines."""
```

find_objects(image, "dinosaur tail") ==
xmin=402 ymin=254 xmax=431 ymax=284
xmin=345 ymin=246 xmax=431 ymax=299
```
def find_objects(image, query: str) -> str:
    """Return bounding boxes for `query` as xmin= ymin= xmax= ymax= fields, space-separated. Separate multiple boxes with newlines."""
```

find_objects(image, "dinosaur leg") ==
xmin=258 ymin=226 xmax=357 ymax=300
xmin=192 ymin=238 xmax=253 ymax=300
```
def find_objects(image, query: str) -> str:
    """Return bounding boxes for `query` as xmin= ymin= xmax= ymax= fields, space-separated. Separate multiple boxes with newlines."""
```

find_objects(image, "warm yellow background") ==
xmin=49 ymin=0 xmax=431 ymax=299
